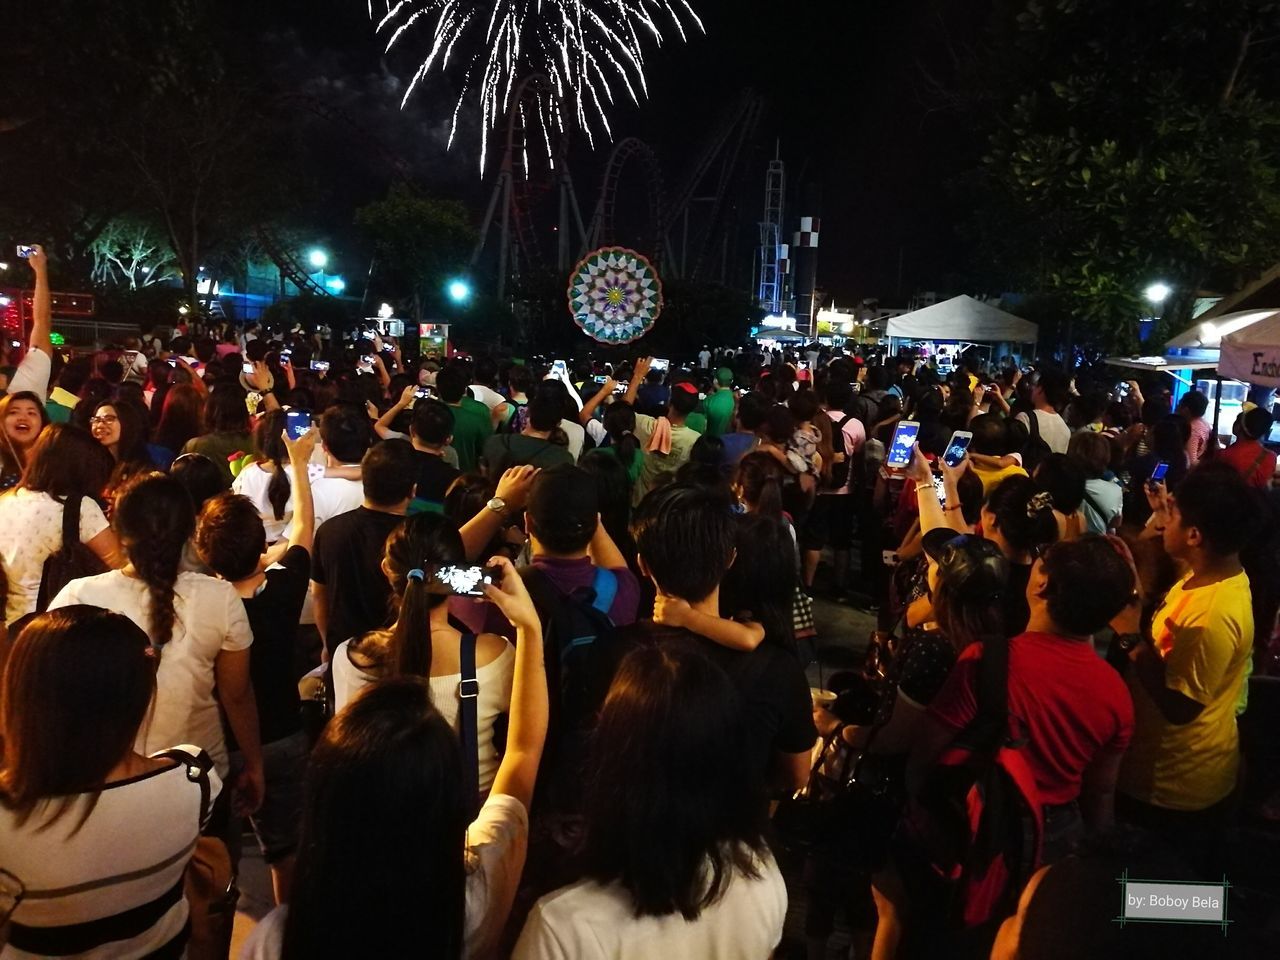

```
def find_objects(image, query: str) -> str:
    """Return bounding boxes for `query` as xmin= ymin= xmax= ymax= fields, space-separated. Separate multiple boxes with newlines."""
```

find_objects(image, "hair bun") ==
xmin=1027 ymin=491 xmax=1054 ymax=516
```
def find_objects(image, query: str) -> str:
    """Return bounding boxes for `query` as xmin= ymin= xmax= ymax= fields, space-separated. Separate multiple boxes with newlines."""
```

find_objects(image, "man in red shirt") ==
xmin=909 ymin=536 xmax=1137 ymax=864
xmin=1216 ymin=406 xmax=1276 ymax=489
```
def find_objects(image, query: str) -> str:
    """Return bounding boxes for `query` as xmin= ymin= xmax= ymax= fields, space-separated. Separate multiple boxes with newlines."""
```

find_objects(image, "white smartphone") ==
xmin=650 ymin=358 xmax=670 ymax=373
xmin=886 ymin=420 xmax=920 ymax=469
xmin=943 ymin=430 xmax=973 ymax=468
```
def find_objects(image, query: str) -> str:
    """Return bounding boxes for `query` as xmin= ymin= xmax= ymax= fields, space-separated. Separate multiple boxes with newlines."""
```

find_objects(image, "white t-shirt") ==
xmin=241 ymin=792 xmax=529 ymax=960
xmin=513 ymin=849 xmax=787 ymax=960
xmin=331 ymin=640 xmax=515 ymax=793
xmin=0 ymin=490 xmax=109 ymax=624
xmin=559 ymin=419 xmax=585 ymax=460
xmin=585 ymin=419 xmax=607 ymax=447
xmin=470 ymin=384 xmax=508 ymax=410
xmin=50 ymin=571 xmax=253 ymax=775
xmin=232 ymin=462 xmax=326 ymax=544
xmin=698 ymin=350 xmax=712 ymax=369
xmin=8 ymin=347 xmax=51 ymax=401
xmin=1016 ymin=410 xmax=1071 ymax=455
xmin=0 ymin=750 xmax=220 ymax=960
xmin=281 ymin=474 xmax=363 ymax=541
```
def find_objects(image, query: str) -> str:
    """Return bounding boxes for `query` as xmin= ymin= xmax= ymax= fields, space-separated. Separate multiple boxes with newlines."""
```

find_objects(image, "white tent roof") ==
xmin=885 ymin=295 xmax=1038 ymax=343
xmin=1165 ymin=308 xmax=1280 ymax=349
xmin=1220 ymin=311 xmax=1280 ymax=388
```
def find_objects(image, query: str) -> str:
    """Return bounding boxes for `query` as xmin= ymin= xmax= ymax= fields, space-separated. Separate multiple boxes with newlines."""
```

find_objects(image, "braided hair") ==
xmin=113 ymin=473 xmax=195 ymax=650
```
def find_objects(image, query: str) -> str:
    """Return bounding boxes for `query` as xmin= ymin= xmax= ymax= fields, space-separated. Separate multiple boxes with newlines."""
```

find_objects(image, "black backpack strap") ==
xmin=154 ymin=746 xmax=216 ymax=829
xmin=1026 ymin=410 xmax=1041 ymax=442
xmin=458 ymin=633 xmax=480 ymax=809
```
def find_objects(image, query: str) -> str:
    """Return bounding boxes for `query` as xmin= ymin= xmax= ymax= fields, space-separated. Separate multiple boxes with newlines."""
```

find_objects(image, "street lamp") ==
xmin=325 ymin=277 xmax=346 ymax=294
xmin=308 ymin=249 xmax=328 ymax=270
xmin=446 ymin=279 xmax=472 ymax=304
xmin=1144 ymin=282 xmax=1171 ymax=305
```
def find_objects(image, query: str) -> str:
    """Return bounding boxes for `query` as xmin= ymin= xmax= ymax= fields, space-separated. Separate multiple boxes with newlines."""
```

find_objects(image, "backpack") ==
xmin=822 ymin=414 xmax=857 ymax=491
xmin=504 ymin=400 xmax=530 ymax=435
xmin=36 ymin=497 xmax=107 ymax=613
xmin=1019 ymin=411 xmax=1053 ymax=476
xmin=520 ymin=566 xmax=619 ymax=809
xmin=892 ymin=634 xmax=1043 ymax=936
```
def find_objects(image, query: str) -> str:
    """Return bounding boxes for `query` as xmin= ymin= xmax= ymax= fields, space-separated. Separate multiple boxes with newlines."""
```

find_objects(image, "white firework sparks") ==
xmin=368 ymin=0 xmax=704 ymax=172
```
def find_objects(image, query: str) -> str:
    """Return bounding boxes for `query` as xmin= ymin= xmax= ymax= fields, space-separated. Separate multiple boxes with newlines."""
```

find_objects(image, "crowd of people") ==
xmin=0 ymin=243 xmax=1277 ymax=959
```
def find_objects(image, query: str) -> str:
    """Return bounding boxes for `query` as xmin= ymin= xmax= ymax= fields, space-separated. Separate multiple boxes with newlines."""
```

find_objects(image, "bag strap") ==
xmin=458 ymin=633 xmax=480 ymax=809
xmin=61 ymin=495 xmax=82 ymax=550
xmin=972 ymin=632 xmax=1010 ymax=747
xmin=1026 ymin=410 xmax=1042 ymax=443
xmin=590 ymin=567 xmax=618 ymax=614
xmin=154 ymin=746 xmax=216 ymax=828
xmin=1249 ymin=446 xmax=1270 ymax=479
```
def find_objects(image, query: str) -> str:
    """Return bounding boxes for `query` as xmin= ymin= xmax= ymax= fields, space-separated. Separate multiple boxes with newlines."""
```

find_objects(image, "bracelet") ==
xmin=914 ymin=482 xmax=933 ymax=492
xmin=943 ymin=503 xmax=962 ymax=512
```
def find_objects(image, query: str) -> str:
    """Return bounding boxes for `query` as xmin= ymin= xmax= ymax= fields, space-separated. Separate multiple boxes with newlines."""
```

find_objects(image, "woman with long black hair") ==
xmin=515 ymin=642 xmax=786 ymax=958
xmin=232 ymin=409 xmax=309 ymax=544
xmin=242 ymin=556 xmax=545 ymax=960
xmin=49 ymin=473 xmax=263 ymax=809
xmin=332 ymin=512 xmax=514 ymax=795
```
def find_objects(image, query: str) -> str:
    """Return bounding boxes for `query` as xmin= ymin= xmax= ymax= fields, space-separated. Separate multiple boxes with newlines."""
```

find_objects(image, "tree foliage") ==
xmin=356 ymin=183 xmax=476 ymax=323
xmin=89 ymin=217 xmax=180 ymax=289
xmin=963 ymin=0 xmax=1280 ymax=353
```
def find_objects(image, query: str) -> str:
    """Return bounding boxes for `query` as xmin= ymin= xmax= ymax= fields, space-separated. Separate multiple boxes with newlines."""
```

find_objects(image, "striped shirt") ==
xmin=0 ymin=749 xmax=219 ymax=959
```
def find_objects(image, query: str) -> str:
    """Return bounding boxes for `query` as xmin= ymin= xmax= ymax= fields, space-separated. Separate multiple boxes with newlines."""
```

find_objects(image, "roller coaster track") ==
xmin=584 ymin=137 xmax=665 ymax=263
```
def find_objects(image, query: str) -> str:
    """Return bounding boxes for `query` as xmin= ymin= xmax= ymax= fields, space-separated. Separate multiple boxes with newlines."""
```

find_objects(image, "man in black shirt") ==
xmin=409 ymin=398 xmax=461 ymax=514
xmin=605 ymin=483 xmax=817 ymax=794
xmin=311 ymin=438 xmax=416 ymax=656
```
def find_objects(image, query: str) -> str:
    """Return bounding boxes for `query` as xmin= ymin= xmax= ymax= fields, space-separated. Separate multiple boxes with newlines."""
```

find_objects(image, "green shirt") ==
xmin=685 ymin=411 xmax=708 ymax=435
xmin=705 ymin=388 xmax=735 ymax=438
xmin=482 ymin=433 xmax=575 ymax=476
xmin=449 ymin=400 xmax=493 ymax=474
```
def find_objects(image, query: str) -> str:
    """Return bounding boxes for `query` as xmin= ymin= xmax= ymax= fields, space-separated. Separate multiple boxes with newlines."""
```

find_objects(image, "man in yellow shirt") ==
xmin=1109 ymin=464 xmax=1255 ymax=874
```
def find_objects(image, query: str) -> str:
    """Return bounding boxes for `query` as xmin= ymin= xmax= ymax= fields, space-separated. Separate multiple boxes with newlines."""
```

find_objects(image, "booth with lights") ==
xmin=884 ymin=295 xmax=1038 ymax=372
xmin=1107 ymin=309 xmax=1280 ymax=445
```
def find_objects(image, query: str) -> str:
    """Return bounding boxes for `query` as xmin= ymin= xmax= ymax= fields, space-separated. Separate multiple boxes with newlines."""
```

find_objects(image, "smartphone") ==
xmin=431 ymin=564 xmax=501 ymax=597
xmin=285 ymin=410 xmax=312 ymax=441
xmin=881 ymin=550 xmax=901 ymax=567
xmin=414 ymin=386 xmax=434 ymax=400
xmin=886 ymin=420 xmax=921 ymax=469
xmin=15 ymin=245 xmax=35 ymax=259
xmin=593 ymin=374 xmax=609 ymax=384
xmin=613 ymin=380 xmax=629 ymax=395
xmin=550 ymin=359 xmax=569 ymax=380
xmin=650 ymin=358 xmax=670 ymax=373
xmin=242 ymin=362 xmax=255 ymax=376
xmin=360 ymin=354 xmax=375 ymax=365
xmin=310 ymin=360 xmax=330 ymax=372
xmin=1150 ymin=461 xmax=1169 ymax=483
xmin=279 ymin=349 xmax=292 ymax=362
xmin=943 ymin=430 xmax=973 ymax=468
xmin=1116 ymin=381 xmax=1130 ymax=398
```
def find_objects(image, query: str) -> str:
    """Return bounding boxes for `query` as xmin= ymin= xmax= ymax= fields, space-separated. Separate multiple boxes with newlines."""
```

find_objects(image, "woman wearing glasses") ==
xmin=0 ymin=424 xmax=124 ymax=626
xmin=88 ymin=398 xmax=164 ymax=494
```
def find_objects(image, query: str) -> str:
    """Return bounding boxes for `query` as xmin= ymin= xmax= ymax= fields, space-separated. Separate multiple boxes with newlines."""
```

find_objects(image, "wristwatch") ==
xmin=1115 ymin=632 xmax=1143 ymax=652
xmin=486 ymin=496 xmax=508 ymax=517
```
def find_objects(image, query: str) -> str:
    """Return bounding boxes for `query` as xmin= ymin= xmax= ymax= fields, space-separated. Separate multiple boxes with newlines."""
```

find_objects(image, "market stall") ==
xmin=885 ymin=295 xmax=1038 ymax=371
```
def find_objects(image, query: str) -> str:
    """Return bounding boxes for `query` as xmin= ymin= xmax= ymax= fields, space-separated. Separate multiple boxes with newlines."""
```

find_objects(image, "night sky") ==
xmin=243 ymin=0 xmax=978 ymax=304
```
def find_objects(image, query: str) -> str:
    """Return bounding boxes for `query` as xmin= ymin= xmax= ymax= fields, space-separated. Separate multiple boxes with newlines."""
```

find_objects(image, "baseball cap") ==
xmin=527 ymin=464 xmax=599 ymax=540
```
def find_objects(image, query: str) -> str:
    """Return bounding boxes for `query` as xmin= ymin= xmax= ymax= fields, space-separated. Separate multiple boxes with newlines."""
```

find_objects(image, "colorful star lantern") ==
xmin=566 ymin=246 xmax=663 ymax=345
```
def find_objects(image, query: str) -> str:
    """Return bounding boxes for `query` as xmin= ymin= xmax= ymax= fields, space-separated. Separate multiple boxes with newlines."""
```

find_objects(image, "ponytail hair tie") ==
xmin=406 ymin=568 xmax=426 ymax=583
xmin=1027 ymin=491 xmax=1054 ymax=516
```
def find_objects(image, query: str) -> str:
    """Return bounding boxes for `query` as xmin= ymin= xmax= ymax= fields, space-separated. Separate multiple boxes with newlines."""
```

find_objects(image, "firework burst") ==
xmin=368 ymin=0 xmax=704 ymax=172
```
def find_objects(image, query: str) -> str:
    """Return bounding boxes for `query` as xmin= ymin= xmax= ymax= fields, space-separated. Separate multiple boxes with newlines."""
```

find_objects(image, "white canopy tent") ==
xmin=1220 ymin=311 xmax=1280 ymax=389
xmin=885 ymin=295 xmax=1039 ymax=344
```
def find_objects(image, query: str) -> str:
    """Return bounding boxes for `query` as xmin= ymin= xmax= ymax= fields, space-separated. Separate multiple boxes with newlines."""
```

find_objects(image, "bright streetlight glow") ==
xmin=378 ymin=302 xmax=394 ymax=319
xmin=326 ymin=277 xmax=346 ymax=293
xmin=308 ymin=249 xmax=328 ymax=269
xmin=178 ymin=306 xmax=190 ymax=316
xmin=1144 ymin=282 xmax=1171 ymax=304
xmin=447 ymin=279 xmax=472 ymax=304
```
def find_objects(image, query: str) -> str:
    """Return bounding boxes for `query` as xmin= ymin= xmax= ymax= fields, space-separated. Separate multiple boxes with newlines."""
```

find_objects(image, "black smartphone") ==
xmin=1150 ymin=461 xmax=1169 ymax=484
xmin=430 ymin=564 xmax=501 ymax=597
xmin=285 ymin=410 xmax=312 ymax=441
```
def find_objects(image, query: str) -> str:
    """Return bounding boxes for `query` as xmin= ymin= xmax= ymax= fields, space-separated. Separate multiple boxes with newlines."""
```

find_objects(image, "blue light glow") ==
xmin=447 ymin=279 xmax=472 ymax=303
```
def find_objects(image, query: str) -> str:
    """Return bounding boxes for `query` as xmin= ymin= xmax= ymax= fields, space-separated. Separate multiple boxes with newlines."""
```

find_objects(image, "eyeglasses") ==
xmin=89 ymin=414 xmax=119 ymax=426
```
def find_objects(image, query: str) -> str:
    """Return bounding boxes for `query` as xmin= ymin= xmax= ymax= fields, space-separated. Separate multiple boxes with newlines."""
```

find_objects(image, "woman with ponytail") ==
xmin=734 ymin=451 xmax=787 ymax=521
xmin=233 ymin=409 xmax=315 ymax=543
xmin=979 ymin=473 xmax=1060 ymax=636
xmin=332 ymin=512 xmax=514 ymax=794
xmin=49 ymin=473 xmax=264 ymax=808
